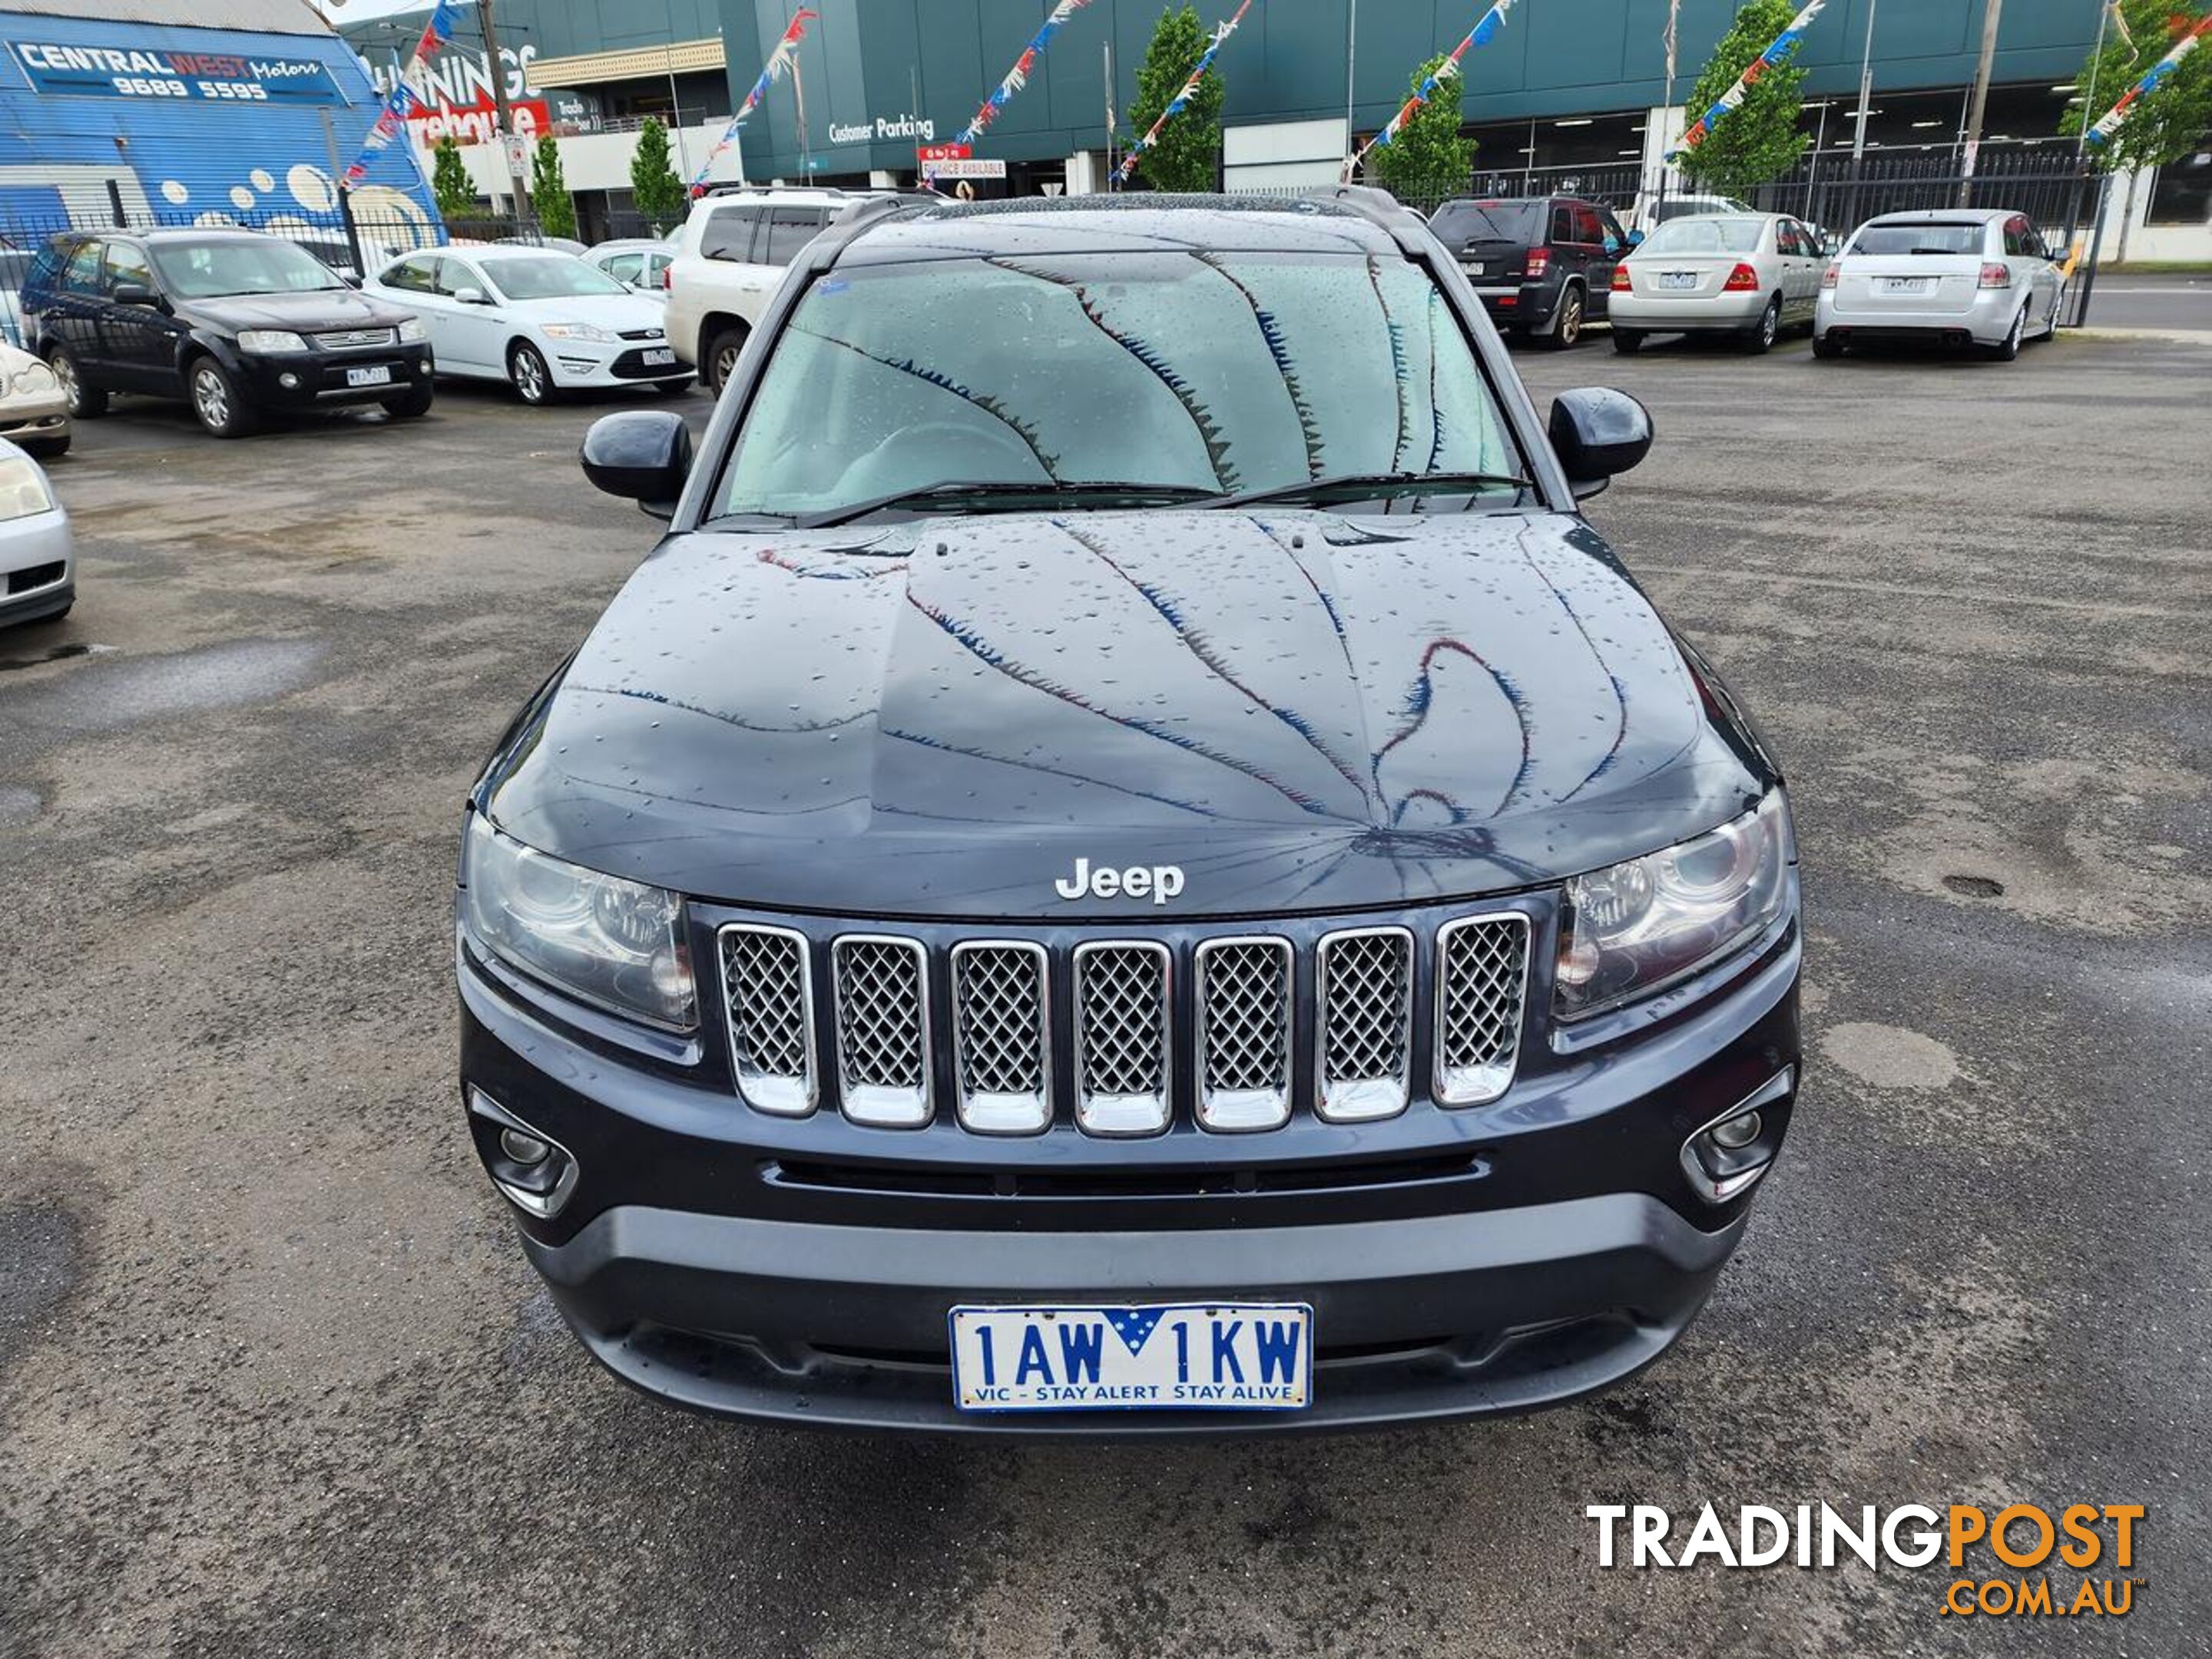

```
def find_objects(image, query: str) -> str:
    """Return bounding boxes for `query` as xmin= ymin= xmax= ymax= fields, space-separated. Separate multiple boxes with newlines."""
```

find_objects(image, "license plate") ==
xmin=949 ymin=1302 xmax=1313 ymax=1413
xmin=345 ymin=365 xmax=392 ymax=387
xmin=1465 ymin=261 xmax=1488 ymax=277
xmin=642 ymin=348 xmax=676 ymax=366
xmin=1880 ymin=277 xmax=1931 ymax=295
xmin=1658 ymin=271 xmax=1699 ymax=290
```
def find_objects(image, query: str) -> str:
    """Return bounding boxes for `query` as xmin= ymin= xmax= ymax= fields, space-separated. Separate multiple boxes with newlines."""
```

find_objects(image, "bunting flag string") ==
xmin=691 ymin=6 xmax=819 ymax=187
xmin=1668 ymin=0 xmax=1825 ymax=158
xmin=2087 ymin=12 xmax=2212 ymax=147
xmin=342 ymin=0 xmax=459 ymax=190
xmin=1116 ymin=0 xmax=1256 ymax=183
xmin=1343 ymin=0 xmax=1519 ymax=180
xmin=958 ymin=0 xmax=1098 ymax=147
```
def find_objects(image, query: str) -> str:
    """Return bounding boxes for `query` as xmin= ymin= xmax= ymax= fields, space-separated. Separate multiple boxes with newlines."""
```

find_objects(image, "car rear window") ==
xmin=1849 ymin=223 xmax=1987 ymax=257
xmin=1430 ymin=200 xmax=1539 ymax=244
xmin=1639 ymin=217 xmax=1765 ymax=255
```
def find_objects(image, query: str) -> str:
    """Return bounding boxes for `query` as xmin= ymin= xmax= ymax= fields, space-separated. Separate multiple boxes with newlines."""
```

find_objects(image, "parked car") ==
xmin=1815 ymin=208 xmax=2065 ymax=361
xmin=1637 ymin=192 xmax=1755 ymax=233
xmin=584 ymin=238 xmax=676 ymax=301
xmin=0 ymin=247 xmax=31 ymax=347
xmin=1610 ymin=212 xmax=1828 ymax=353
xmin=457 ymin=189 xmax=1803 ymax=1435
xmin=367 ymin=245 xmax=690 ymax=403
xmin=22 ymin=229 xmax=433 ymax=438
xmin=1427 ymin=194 xmax=1630 ymax=348
xmin=0 ymin=437 xmax=71 ymax=628
xmin=0 ymin=339 xmax=69 ymax=455
xmin=664 ymin=185 xmax=895 ymax=392
xmin=498 ymin=235 xmax=590 ymax=257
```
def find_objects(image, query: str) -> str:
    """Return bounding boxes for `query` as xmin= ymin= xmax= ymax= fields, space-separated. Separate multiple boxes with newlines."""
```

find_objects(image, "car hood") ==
xmin=480 ymin=509 xmax=1779 ymax=919
xmin=183 ymin=288 xmax=414 ymax=332
xmin=505 ymin=292 xmax=664 ymax=329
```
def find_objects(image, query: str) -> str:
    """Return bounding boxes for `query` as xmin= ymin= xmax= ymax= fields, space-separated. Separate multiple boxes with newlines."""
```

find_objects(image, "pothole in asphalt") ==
xmin=1942 ymin=874 xmax=2007 ymax=899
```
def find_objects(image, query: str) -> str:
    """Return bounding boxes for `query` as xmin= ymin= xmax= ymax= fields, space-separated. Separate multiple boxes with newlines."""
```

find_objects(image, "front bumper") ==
xmin=0 ymin=389 xmax=69 ymax=449
xmin=459 ymin=896 xmax=1801 ymax=1435
xmin=1816 ymin=286 xmax=2017 ymax=346
xmin=0 ymin=506 xmax=73 ymax=626
xmin=232 ymin=343 xmax=433 ymax=408
xmin=543 ymin=339 xmax=690 ymax=387
xmin=1609 ymin=291 xmax=1769 ymax=332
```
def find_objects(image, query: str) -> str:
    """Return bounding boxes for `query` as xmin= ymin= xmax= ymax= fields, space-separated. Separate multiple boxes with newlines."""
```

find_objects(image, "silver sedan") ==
xmin=0 ymin=437 xmax=72 ymax=628
xmin=1610 ymin=213 xmax=1828 ymax=354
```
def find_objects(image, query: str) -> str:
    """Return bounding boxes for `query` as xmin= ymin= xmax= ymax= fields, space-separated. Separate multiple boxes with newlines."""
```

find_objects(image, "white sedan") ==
xmin=0 ymin=437 xmax=72 ymax=629
xmin=1610 ymin=213 xmax=1829 ymax=354
xmin=366 ymin=246 xmax=690 ymax=403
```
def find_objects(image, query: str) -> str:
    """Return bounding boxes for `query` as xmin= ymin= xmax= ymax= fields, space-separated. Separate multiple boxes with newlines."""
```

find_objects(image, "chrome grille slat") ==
xmin=832 ymin=935 xmax=931 ymax=1128
xmin=1316 ymin=927 xmax=1413 ymax=1123
xmin=313 ymin=326 xmax=396 ymax=349
xmin=950 ymin=942 xmax=1049 ymax=1134
xmin=1194 ymin=936 xmax=1293 ymax=1132
xmin=718 ymin=924 xmax=816 ymax=1116
xmin=1435 ymin=915 xmax=1531 ymax=1107
xmin=1073 ymin=941 xmax=1171 ymax=1137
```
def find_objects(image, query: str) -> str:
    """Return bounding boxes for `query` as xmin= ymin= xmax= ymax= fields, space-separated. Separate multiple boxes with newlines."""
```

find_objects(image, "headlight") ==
xmin=1554 ymin=791 xmax=1794 ymax=1021
xmin=540 ymin=322 xmax=616 ymax=343
xmin=0 ymin=453 xmax=55 ymax=522
xmin=236 ymin=329 xmax=309 ymax=353
xmin=460 ymin=815 xmax=697 ymax=1030
xmin=397 ymin=316 xmax=427 ymax=343
xmin=9 ymin=363 xmax=57 ymax=397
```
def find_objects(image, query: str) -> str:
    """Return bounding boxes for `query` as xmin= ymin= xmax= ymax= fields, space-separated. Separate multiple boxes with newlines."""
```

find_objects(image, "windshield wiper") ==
xmin=791 ymin=479 xmax=1217 ymax=530
xmin=1207 ymin=470 xmax=1535 ymax=512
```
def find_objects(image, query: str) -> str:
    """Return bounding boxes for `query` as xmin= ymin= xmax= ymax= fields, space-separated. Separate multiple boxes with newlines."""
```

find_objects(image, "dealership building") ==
xmin=346 ymin=0 xmax=2207 ymax=260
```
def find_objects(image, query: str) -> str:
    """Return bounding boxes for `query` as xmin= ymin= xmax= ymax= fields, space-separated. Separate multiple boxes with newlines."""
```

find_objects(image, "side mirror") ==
xmin=1628 ymin=229 xmax=1646 ymax=248
xmin=1549 ymin=387 xmax=1653 ymax=502
xmin=111 ymin=282 xmax=157 ymax=306
xmin=581 ymin=409 xmax=691 ymax=520
xmin=454 ymin=286 xmax=489 ymax=305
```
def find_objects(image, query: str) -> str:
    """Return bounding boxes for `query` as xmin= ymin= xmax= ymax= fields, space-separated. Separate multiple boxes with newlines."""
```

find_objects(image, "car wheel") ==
xmin=1746 ymin=296 xmax=1781 ymax=353
xmin=1541 ymin=286 xmax=1584 ymax=350
xmin=381 ymin=381 xmax=434 ymax=419
xmin=1611 ymin=328 xmax=1645 ymax=355
xmin=45 ymin=346 xmax=106 ymax=419
xmin=187 ymin=356 xmax=258 ymax=439
xmin=1812 ymin=331 xmax=1843 ymax=360
xmin=508 ymin=341 xmax=555 ymax=404
xmin=1985 ymin=306 xmax=2025 ymax=362
xmin=705 ymin=326 xmax=747 ymax=393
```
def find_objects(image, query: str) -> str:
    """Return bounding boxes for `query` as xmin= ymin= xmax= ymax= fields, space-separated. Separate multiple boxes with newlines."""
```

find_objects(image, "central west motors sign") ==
xmin=7 ymin=38 xmax=340 ymax=104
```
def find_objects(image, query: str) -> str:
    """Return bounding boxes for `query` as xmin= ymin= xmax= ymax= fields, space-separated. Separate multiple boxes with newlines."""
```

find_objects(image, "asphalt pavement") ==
xmin=2 ymin=328 xmax=2208 ymax=1657
xmin=2078 ymin=269 xmax=2212 ymax=333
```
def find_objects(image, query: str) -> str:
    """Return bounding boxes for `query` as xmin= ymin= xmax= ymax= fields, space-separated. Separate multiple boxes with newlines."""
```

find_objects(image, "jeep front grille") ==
xmin=832 ymin=935 xmax=931 ymax=1128
xmin=719 ymin=924 xmax=815 ymax=1116
xmin=717 ymin=912 xmax=1532 ymax=1134
xmin=949 ymin=942 xmax=1049 ymax=1134
xmin=1316 ymin=927 xmax=1413 ymax=1123
xmin=1194 ymin=937 xmax=1293 ymax=1132
xmin=1072 ymin=941 xmax=1171 ymax=1137
xmin=1435 ymin=915 xmax=1531 ymax=1106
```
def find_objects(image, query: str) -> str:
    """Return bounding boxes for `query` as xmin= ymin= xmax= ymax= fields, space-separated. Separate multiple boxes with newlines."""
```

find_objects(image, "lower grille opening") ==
xmin=7 ymin=561 xmax=64 ymax=594
xmin=763 ymin=1148 xmax=1491 ymax=1201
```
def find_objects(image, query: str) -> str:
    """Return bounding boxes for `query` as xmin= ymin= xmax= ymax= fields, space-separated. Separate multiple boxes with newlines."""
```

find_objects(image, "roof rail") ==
xmin=697 ymin=180 xmax=855 ymax=200
xmin=1300 ymin=184 xmax=1432 ymax=253
xmin=796 ymin=194 xmax=927 ymax=276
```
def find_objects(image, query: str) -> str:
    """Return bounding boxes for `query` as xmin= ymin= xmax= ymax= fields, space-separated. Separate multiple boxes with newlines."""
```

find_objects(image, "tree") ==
xmin=530 ymin=134 xmax=576 ymax=238
xmin=1677 ymin=0 xmax=1810 ymax=200
xmin=1366 ymin=55 xmax=1477 ymax=203
xmin=2060 ymin=1 xmax=2212 ymax=173
xmin=1128 ymin=5 xmax=1225 ymax=192
xmin=430 ymin=136 xmax=476 ymax=219
xmin=630 ymin=116 xmax=687 ymax=227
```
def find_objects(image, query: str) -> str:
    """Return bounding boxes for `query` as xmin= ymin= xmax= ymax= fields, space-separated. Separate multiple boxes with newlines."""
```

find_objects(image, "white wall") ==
xmin=2094 ymin=164 xmax=2212 ymax=265
xmin=1224 ymin=118 xmax=1349 ymax=190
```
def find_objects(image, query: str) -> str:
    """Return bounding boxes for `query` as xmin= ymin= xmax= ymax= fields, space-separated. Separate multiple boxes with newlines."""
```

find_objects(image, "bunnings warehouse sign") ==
xmin=7 ymin=38 xmax=343 ymax=104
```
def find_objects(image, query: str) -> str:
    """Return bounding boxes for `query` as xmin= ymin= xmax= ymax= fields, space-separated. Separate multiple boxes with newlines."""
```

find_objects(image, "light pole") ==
xmin=1958 ymin=0 xmax=2002 ymax=204
xmin=1344 ymin=0 xmax=1358 ymax=174
xmin=477 ymin=0 xmax=531 ymax=217
xmin=1851 ymin=0 xmax=1879 ymax=161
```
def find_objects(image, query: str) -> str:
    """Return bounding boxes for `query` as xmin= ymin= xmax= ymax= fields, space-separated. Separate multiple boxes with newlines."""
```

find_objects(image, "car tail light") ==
xmin=663 ymin=263 xmax=674 ymax=290
xmin=1821 ymin=263 xmax=1840 ymax=289
xmin=1611 ymin=265 xmax=1631 ymax=291
xmin=1525 ymin=247 xmax=1550 ymax=278
xmin=1723 ymin=262 xmax=1760 ymax=291
xmin=1979 ymin=262 xmax=2013 ymax=288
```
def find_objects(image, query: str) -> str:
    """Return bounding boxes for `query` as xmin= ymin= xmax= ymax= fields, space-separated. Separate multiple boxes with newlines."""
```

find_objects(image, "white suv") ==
xmin=665 ymin=187 xmax=886 ymax=393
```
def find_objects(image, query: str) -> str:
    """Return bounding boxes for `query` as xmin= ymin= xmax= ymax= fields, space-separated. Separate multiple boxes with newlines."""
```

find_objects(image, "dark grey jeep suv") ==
xmin=457 ymin=189 xmax=1802 ymax=1435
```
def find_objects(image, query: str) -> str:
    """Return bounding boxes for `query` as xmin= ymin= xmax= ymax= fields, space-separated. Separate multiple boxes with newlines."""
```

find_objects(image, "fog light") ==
xmin=1710 ymin=1111 xmax=1762 ymax=1150
xmin=499 ymin=1128 xmax=550 ymax=1166
xmin=278 ymin=372 xmax=300 ymax=389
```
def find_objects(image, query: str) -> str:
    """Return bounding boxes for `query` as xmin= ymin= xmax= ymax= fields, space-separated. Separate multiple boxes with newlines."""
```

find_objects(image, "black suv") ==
xmin=1429 ymin=195 xmax=1631 ymax=348
xmin=23 ymin=229 xmax=433 ymax=438
xmin=460 ymin=190 xmax=1802 ymax=1435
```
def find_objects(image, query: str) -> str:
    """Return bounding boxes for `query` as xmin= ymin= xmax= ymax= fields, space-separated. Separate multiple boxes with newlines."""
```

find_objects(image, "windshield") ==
xmin=1639 ymin=217 xmax=1766 ymax=255
xmin=149 ymin=239 xmax=346 ymax=299
xmin=1849 ymin=223 xmax=1987 ymax=257
xmin=1430 ymin=200 xmax=1538 ymax=244
xmin=477 ymin=257 xmax=628 ymax=300
xmin=715 ymin=250 xmax=1521 ymax=522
